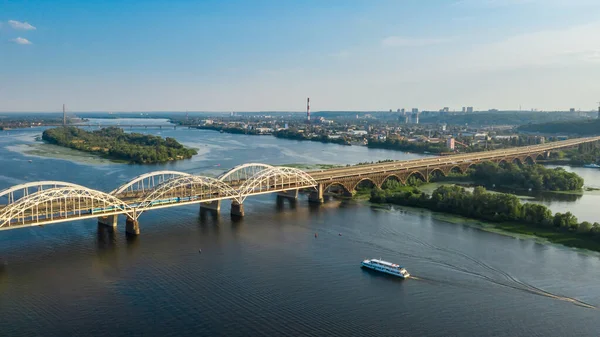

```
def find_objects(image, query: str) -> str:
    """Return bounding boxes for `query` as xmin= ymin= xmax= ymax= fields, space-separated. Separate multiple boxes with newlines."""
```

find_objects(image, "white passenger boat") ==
xmin=361 ymin=258 xmax=410 ymax=279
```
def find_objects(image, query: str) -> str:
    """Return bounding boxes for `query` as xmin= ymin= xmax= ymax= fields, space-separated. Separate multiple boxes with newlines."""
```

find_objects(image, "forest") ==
xmin=42 ymin=127 xmax=197 ymax=164
xmin=458 ymin=162 xmax=584 ymax=191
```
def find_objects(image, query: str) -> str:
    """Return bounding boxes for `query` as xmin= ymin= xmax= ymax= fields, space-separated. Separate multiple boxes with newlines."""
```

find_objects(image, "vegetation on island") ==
xmin=518 ymin=118 xmax=600 ymax=136
xmin=42 ymin=127 xmax=197 ymax=164
xmin=437 ymin=162 xmax=584 ymax=192
xmin=370 ymin=183 xmax=600 ymax=251
xmin=367 ymin=138 xmax=449 ymax=154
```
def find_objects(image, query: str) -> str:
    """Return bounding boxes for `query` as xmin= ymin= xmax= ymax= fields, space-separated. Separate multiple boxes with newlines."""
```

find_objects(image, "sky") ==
xmin=2 ymin=0 xmax=600 ymax=112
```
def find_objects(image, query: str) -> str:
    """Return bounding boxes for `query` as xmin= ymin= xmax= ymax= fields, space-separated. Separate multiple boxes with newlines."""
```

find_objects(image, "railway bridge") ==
xmin=0 ymin=136 xmax=598 ymax=235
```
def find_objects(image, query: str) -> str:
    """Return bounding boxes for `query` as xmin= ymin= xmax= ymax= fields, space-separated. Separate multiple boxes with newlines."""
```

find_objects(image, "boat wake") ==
xmin=402 ymin=233 xmax=598 ymax=310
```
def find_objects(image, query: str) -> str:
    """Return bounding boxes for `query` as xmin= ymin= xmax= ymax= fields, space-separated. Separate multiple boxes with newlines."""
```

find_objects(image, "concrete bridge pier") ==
xmin=308 ymin=184 xmax=324 ymax=204
xmin=200 ymin=200 xmax=221 ymax=212
xmin=277 ymin=189 xmax=298 ymax=200
xmin=231 ymin=201 xmax=245 ymax=217
xmin=98 ymin=215 xmax=118 ymax=231
xmin=126 ymin=217 xmax=140 ymax=235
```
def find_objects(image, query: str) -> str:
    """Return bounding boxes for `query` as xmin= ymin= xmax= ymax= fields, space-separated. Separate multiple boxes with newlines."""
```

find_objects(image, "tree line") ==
xmin=370 ymin=184 xmax=600 ymax=240
xmin=42 ymin=127 xmax=197 ymax=164
xmin=455 ymin=162 xmax=585 ymax=191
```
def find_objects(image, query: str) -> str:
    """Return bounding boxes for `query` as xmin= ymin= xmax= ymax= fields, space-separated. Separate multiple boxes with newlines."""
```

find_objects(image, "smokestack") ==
xmin=63 ymin=104 xmax=66 ymax=126
xmin=307 ymin=97 xmax=310 ymax=121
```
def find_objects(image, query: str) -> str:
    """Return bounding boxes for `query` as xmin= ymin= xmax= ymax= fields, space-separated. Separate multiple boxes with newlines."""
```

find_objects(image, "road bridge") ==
xmin=0 ymin=136 xmax=598 ymax=235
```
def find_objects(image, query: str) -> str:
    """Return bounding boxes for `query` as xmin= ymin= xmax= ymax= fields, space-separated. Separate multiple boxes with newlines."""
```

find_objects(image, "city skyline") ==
xmin=2 ymin=0 xmax=600 ymax=112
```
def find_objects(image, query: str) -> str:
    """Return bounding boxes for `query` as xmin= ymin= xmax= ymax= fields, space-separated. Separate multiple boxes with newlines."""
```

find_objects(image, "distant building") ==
xmin=443 ymin=107 xmax=450 ymax=113
xmin=441 ymin=123 xmax=447 ymax=132
xmin=411 ymin=108 xmax=419 ymax=114
xmin=446 ymin=138 xmax=455 ymax=150
xmin=401 ymin=108 xmax=405 ymax=115
xmin=570 ymin=108 xmax=575 ymax=113
xmin=466 ymin=107 xmax=473 ymax=113
xmin=488 ymin=109 xmax=498 ymax=112
xmin=414 ymin=114 xmax=419 ymax=124
xmin=462 ymin=107 xmax=466 ymax=113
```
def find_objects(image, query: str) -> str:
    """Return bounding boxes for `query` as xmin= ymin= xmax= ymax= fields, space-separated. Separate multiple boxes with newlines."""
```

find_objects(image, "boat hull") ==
xmin=361 ymin=262 xmax=410 ymax=279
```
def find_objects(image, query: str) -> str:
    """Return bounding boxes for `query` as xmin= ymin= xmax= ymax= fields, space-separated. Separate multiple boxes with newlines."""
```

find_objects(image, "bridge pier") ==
xmin=231 ymin=201 xmax=245 ymax=217
xmin=200 ymin=200 xmax=221 ymax=212
xmin=277 ymin=189 xmax=298 ymax=200
xmin=126 ymin=217 xmax=140 ymax=235
xmin=308 ymin=184 xmax=324 ymax=204
xmin=98 ymin=215 xmax=118 ymax=231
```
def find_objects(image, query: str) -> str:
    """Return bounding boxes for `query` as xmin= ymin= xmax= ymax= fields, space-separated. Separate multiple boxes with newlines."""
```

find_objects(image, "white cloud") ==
xmin=11 ymin=37 xmax=32 ymax=45
xmin=381 ymin=36 xmax=450 ymax=48
xmin=7 ymin=20 xmax=36 ymax=30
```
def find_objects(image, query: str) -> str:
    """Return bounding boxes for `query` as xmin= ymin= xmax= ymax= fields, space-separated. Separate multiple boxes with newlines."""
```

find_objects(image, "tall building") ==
xmin=466 ymin=107 xmax=473 ymax=113
xmin=62 ymin=104 xmax=66 ymax=126
xmin=307 ymin=97 xmax=311 ymax=121
xmin=414 ymin=113 xmax=420 ymax=124
xmin=462 ymin=107 xmax=466 ymax=113
xmin=446 ymin=138 xmax=455 ymax=150
xmin=411 ymin=108 xmax=418 ymax=114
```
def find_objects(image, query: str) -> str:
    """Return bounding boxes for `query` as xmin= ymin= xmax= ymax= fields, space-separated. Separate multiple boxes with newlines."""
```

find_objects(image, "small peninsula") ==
xmin=42 ymin=127 xmax=197 ymax=164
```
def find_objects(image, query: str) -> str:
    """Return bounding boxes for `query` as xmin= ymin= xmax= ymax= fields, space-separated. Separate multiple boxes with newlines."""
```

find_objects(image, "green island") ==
xmin=42 ymin=127 xmax=197 ymax=164
xmin=436 ymin=162 xmax=584 ymax=191
xmin=358 ymin=163 xmax=600 ymax=251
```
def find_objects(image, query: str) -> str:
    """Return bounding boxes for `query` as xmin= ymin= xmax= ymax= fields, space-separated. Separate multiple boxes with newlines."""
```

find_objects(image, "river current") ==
xmin=1 ymin=120 xmax=600 ymax=336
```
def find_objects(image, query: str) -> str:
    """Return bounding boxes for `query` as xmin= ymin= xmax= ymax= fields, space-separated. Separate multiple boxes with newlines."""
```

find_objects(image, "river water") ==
xmin=1 ymin=120 xmax=600 ymax=336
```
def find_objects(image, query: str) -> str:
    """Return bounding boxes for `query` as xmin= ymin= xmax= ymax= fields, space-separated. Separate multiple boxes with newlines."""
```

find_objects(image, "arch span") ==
xmin=138 ymin=175 xmax=240 ymax=210
xmin=429 ymin=168 xmax=446 ymax=180
xmin=218 ymin=163 xmax=274 ymax=183
xmin=238 ymin=167 xmax=317 ymax=202
xmin=351 ymin=177 xmax=378 ymax=191
xmin=0 ymin=181 xmax=87 ymax=204
xmin=323 ymin=182 xmax=353 ymax=195
xmin=111 ymin=171 xmax=191 ymax=196
xmin=406 ymin=170 xmax=427 ymax=183
xmin=381 ymin=174 xmax=402 ymax=188
xmin=0 ymin=187 xmax=133 ymax=229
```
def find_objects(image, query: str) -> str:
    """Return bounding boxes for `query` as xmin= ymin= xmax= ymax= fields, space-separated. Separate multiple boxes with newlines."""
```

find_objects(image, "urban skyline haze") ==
xmin=2 ymin=0 xmax=600 ymax=112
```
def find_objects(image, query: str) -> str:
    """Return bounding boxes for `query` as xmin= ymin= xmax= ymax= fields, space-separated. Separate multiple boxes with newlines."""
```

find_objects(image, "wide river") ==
xmin=1 ymin=119 xmax=600 ymax=336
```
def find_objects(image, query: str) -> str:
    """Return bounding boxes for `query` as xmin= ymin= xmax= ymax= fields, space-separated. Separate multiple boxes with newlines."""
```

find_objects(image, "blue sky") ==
xmin=2 ymin=0 xmax=600 ymax=112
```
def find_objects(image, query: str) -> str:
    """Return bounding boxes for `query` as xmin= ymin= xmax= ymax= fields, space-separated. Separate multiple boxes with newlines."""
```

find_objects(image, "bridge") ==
xmin=0 ymin=136 xmax=598 ymax=235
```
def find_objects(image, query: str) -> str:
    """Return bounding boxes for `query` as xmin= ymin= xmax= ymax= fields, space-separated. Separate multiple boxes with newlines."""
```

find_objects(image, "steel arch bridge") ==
xmin=0 ymin=164 xmax=319 ymax=233
xmin=0 ymin=136 xmax=598 ymax=235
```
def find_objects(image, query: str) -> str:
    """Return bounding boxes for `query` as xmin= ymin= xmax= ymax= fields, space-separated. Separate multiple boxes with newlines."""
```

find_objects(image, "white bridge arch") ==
xmin=0 ymin=186 xmax=134 ymax=229
xmin=0 ymin=181 xmax=87 ymax=204
xmin=218 ymin=163 xmax=274 ymax=184
xmin=136 ymin=175 xmax=241 ymax=215
xmin=238 ymin=167 xmax=318 ymax=202
xmin=110 ymin=171 xmax=191 ymax=196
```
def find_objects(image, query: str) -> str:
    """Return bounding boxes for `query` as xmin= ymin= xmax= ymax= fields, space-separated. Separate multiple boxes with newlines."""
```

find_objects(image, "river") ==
xmin=1 ymin=119 xmax=600 ymax=336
